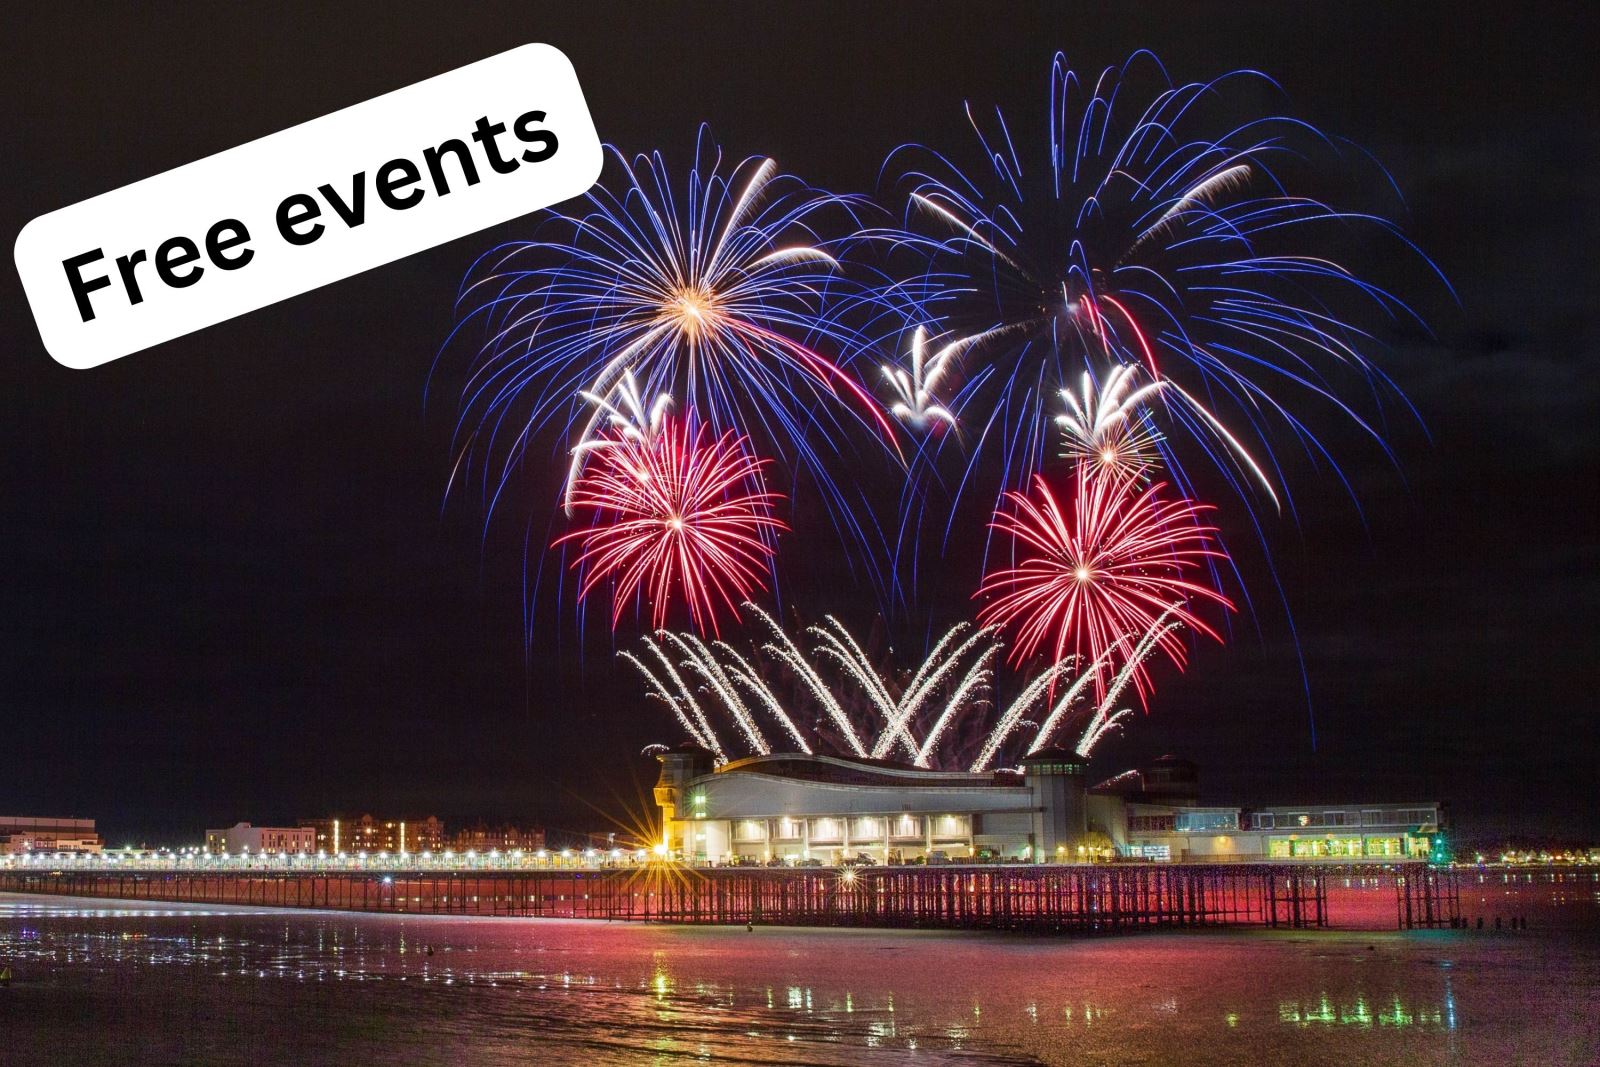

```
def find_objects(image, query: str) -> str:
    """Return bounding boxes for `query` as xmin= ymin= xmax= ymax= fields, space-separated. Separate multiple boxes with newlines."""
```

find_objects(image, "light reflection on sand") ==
xmin=0 ymin=875 xmax=1594 ymax=1066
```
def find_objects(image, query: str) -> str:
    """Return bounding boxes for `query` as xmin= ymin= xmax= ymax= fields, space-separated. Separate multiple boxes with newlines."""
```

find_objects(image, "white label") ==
xmin=14 ymin=43 xmax=603 ymax=369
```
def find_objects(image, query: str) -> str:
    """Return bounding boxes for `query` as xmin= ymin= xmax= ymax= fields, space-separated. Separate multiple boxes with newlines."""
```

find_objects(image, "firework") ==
xmin=872 ymin=52 xmax=1442 ymax=544
xmin=564 ymin=369 xmax=673 ymax=512
xmin=1055 ymin=364 xmax=1166 ymax=477
xmin=976 ymin=466 xmax=1233 ymax=701
xmin=880 ymin=325 xmax=1015 ymax=432
xmin=627 ymin=607 xmax=1174 ymax=771
xmin=448 ymin=135 xmax=896 ymax=535
xmin=558 ymin=418 xmax=785 ymax=634
xmin=1057 ymin=365 xmax=1281 ymax=506
xmin=808 ymin=617 xmax=998 ymax=762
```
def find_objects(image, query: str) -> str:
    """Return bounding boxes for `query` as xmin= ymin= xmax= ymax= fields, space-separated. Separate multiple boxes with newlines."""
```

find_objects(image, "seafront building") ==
xmin=203 ymin=822 xmax=316 ymax=855
xmin=298 ymin=814 xmax=446 ymax=855
xmin=655 ymin=746 xmax=1446 ymax=865
xmin=0 ymin=815 xmax=102 ymax=855
xmin=448 ymin=823 xmax=546 ymax=853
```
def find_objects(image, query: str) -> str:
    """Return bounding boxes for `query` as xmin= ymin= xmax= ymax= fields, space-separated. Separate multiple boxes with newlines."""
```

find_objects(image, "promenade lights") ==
xmin=653 ymin=842 xmax=669 ymax=859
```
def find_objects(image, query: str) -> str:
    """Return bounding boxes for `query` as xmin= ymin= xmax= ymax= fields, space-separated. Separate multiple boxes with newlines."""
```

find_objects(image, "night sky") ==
xmin=3 ymin=3 xmax=1595 ymax=846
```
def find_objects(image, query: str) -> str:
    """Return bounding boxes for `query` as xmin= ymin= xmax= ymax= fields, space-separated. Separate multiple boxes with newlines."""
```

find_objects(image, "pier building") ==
xmin=654 ymin=746 xmax=1445 ymax=864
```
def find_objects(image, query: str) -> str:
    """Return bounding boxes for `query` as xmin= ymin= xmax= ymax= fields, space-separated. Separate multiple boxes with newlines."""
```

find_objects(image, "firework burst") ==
xmin=446 ymin=133 xmax=897 ymax=536
xmin=880 ymin=324 xmax=1016 ymax=433
xmin=1055 ymin=364 xmax=1166 ymax=479
xmin=976 ymin=465 xmax=1233 ymax=701
xmin=558 ymin=418 xmax=785 ymax=634
xmin=871 ymin=51 xmax=1444 ymax=554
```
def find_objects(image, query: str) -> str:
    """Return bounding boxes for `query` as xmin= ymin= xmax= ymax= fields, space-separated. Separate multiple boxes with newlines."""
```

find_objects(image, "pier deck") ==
xmin=0 ymin=861 xmax=1459 ymax=931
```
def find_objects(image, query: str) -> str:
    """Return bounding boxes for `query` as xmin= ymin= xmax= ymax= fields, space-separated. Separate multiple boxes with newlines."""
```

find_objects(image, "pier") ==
xmin=0 ymin=861 xmax=1458 ymax=931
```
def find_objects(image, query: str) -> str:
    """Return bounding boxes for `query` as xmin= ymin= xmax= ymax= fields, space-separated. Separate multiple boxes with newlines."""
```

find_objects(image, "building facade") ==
xmin=1091 ymin=756 xmax=1445 ymax=862
xmin=204 ymin=822 xmax=316 ymax=855
xmin=448 ymin=823 xmax=546 ymax=853
xmin=298 ymin=815 xmax=446 ymax=855
xmin=655 ymin=747 xmax=1089 ymax=864
xmin=655 ymin=747 xmax=1446 ymax=865
xmin=0 ymin=816 xmax=102 ymax=855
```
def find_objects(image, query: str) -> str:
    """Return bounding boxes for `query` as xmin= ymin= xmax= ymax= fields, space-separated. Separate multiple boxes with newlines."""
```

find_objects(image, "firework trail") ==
xmin=627 ymin=608 xmax=1174 ymax=771
xmin=747 ymin=603 xmax=869 ymax=758
xmin=558 ymin=417 xmax=785 ymax=635
xmin=976 ymin=465 xmax=1233 ymax=702
xmin=808 ymin=617 xmax=998 ymax=762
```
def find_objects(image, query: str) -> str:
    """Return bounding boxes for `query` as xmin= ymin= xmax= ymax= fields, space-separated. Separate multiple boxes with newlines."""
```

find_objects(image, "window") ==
xmin=1365 ymin=836 xmax=1400 ymax=857
xmin=811 ymin=818 xmax=841 ymax=842
xmin=853 ymin=817 xmax=883 ymax=840
xmin=1175 ymin=811 xmax=1238 ymax=832
xmin=734 ymin=820 xmax=765 ymax=843
xmin=1253 ymin=813 xmax=1275 ymax=830
xmin=1362 ymin=809 xmax=1383 ymax=826
xmin=892 ymin=815 xmax=921 ymax=839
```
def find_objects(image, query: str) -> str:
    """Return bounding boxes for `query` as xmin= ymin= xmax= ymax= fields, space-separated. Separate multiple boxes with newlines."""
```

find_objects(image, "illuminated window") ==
xmin=1366 ymin=837 xmax=1400 ymax=857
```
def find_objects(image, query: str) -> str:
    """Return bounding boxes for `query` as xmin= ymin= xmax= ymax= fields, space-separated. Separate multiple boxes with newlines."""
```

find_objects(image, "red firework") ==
xmin=558 ymin=418 xmax=785 ymax=634
xmin=976 ymin=465 xmax=1233 ymax=701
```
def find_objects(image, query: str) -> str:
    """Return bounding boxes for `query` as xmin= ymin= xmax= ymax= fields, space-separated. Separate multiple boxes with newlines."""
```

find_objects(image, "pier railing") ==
xmin=0 ymin=861 xmax=1457 ymax=932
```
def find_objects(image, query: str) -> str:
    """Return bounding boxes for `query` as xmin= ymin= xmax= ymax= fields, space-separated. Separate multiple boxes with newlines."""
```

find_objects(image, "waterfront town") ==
xmin=5 ymin=753 xmax=1594 ymax=871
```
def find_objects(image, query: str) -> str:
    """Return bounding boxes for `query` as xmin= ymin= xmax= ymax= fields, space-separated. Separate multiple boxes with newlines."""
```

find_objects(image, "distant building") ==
xmin=0 ymin=816 xmax=102 ymax=855
xmin=297 ymin=815 xmax=445 ymax=855
xmin=449 ymin=823 xmax=546 ymax=853
xmin=204 ymin=822 xmax=315 ymax=855
xmin=656 ymin=746 xmax=1447 ymax=865
xmin=1094 ymin=757 xmax=1445 ymax=862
